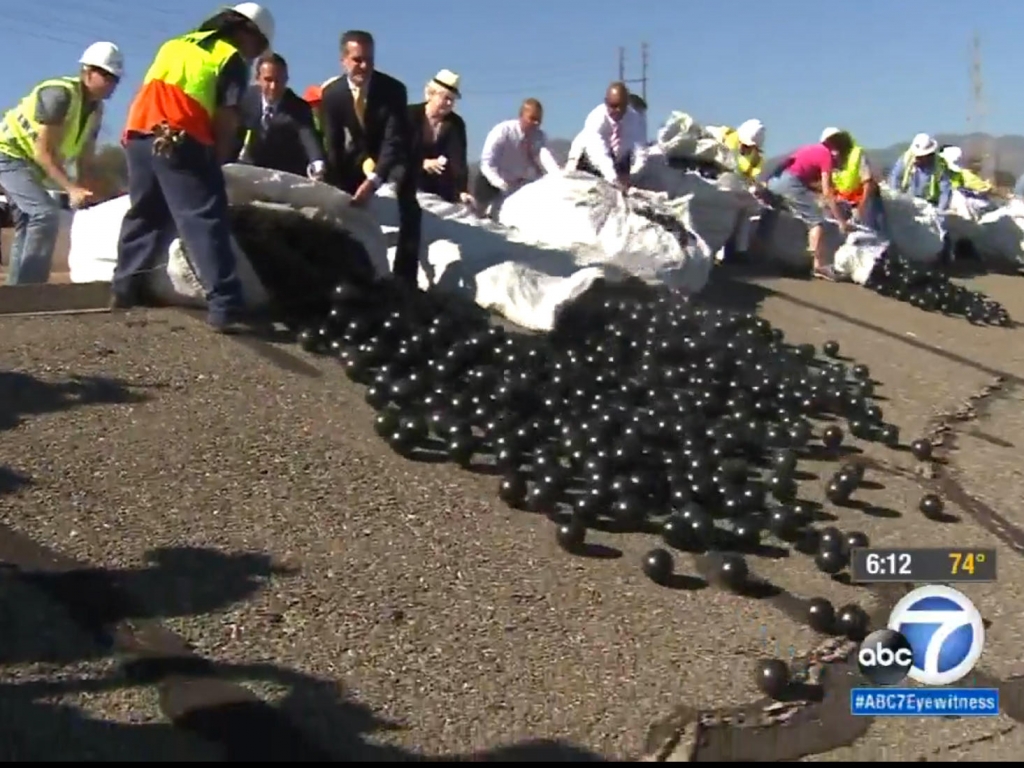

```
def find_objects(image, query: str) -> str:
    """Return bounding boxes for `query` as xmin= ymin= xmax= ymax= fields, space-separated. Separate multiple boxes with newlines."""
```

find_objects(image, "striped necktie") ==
xmin=609 ymin=120 xmax=622 ymax=159
xmin=262 ymin=104 xmax=274 ymax=130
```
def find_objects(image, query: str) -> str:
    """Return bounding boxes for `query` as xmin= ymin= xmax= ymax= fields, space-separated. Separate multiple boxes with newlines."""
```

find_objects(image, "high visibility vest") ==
xmin=124 ymin=30 xmax=241 ymax=146
xmin=899 ymin=151 xmax=942 ymax=203
xmin=721 ymin=127 xmax=763 ymax=179
xmin=0 ymin=76 xmax=99 ymax=163
xmin=950 ymin=168 xmax=992 ymax=193
xmin=833 ymin=145 xmax=866 ymax=204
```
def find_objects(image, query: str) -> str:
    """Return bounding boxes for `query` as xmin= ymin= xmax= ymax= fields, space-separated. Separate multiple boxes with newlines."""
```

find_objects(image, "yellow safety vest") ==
xmin=722 ymin=127 xmax=763 ymax=179
xmin=899 ymin=151 xmax=943 ymax=203
xmin=125 ymin=30 xmax=240 ymax=146
xmin=0 ymin=76 xmax=98 ymax=163
xmin=832 ymin=145 xmax=864 ymax=194
xmin=950 ymin=168 xmax=991 ymax=193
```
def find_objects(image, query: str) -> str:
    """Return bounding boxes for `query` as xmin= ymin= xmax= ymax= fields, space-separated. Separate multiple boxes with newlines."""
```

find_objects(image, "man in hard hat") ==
xmin=820 ymin=127 xmax=886 ymax=235
xmin=0 ymin=42 xmax=123 ymax=284
xmin=717 ymin=119 xmax=766 ymax=261
xmin=303 ymin=84 xmax=324 ymax=133
xmin=114 ymin=3 xmax=274 ymax=333
xmin=888 ymin=133 xmax=953 ymax=212
xmin=721 ymin=119 xmax=765 ymax=181
xmin=939 ymin=145 xmax=992 ymax=196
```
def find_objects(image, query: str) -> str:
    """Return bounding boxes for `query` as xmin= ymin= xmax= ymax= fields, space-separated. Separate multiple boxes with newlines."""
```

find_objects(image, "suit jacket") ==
xmin=320 ymin=71 xmax=412 ymax=194
xmin=236 ymin=86 xmax=324 ymax=177
xmin=408 ymin=102 xmax=468 ymax=202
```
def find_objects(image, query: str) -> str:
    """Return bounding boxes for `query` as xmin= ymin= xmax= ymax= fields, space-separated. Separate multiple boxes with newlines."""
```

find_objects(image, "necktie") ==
xmin=354 ymin=88 xmax=366 ymax=126
xmin=610 ymin=121 xmax=622 ymax=159
xmin=261 ymin=105 xmax=274 ymax=130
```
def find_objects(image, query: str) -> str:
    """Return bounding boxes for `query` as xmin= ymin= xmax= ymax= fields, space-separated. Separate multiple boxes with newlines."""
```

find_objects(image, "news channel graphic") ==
xmin=851 ymin=584 xmax=999 ymax=717
xmin=848 ymin=547 xmax=997 ymax=584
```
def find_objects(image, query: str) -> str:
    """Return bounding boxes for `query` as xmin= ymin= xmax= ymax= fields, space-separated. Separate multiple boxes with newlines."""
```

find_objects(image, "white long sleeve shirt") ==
xmin=579 ymin=104 xmax=649 ymax=182
xmin=479 ymin=119 xmax=561 ymax=191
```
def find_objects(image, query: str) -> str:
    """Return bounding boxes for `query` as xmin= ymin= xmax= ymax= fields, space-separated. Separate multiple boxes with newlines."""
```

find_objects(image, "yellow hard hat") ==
xmin=362 ymin=158 xmax=376 ymax=176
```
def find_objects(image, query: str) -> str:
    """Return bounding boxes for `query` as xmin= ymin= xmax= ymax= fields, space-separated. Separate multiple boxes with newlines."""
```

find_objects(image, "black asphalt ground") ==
xmin=3 ymin=266 xmax=1024 ymax=761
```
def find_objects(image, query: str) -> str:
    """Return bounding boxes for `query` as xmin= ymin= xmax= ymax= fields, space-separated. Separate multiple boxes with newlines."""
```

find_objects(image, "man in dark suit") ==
xmin=320 ymin=30 xmax=421 ymax=288
xmin=237 ymin=52 xmax=325 ymax=179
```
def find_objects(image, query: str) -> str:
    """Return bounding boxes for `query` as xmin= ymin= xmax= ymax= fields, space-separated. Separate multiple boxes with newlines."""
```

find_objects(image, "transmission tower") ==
xmin=969 ymin=32 xmax=995 ymax=180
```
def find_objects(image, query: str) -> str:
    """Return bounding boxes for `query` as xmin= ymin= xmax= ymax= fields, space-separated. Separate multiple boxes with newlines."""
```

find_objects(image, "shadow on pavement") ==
xmin=0 ymin=370 xmax=605 ymax=761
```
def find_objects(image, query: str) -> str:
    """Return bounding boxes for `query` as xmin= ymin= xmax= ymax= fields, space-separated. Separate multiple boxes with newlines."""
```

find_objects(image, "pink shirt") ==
xmin=787 ymin=143 xmax=834 ymax=185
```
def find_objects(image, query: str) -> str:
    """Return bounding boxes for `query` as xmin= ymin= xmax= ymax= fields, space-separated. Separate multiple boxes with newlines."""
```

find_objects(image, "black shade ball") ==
xmin=754 ymin=658 xmax=790 ymax=699
xmin=556 ymin=518 xmax=586 ymax=552
xmin=642 ymin=548 xmax=674 ymax=585
xmin=807 ymin=597 xmax=835 ymax=633
xmin=835 ymin=603 xmax=869 ymax=641
xmin=910 ymin=438 xmax=933 ymax=461
xmin=498 ymin=473 xmax=528 ymax=509
xmin=919 ymin=494 xmax=945 ymax=519
xmin=814 ymin=547 xmax=848 ymax=575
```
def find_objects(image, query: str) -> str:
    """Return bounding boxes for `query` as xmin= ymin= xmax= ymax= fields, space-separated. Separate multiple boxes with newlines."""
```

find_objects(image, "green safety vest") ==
xmin=0 ymin=76 xmax=98 ymax=163
xmin=899 ymin=151 xmax=942 ymax=203
xmin=832 ymin=145 xmax=864 ymax=194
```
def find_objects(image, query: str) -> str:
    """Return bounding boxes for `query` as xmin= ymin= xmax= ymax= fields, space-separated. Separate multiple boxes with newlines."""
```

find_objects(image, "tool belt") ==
xmin=151 ymin=122 xmax=187 ymax=157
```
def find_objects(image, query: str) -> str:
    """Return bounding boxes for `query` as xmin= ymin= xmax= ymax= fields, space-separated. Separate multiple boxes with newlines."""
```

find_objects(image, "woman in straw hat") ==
xmin=408 ymin=69 xmax=473 ymax=206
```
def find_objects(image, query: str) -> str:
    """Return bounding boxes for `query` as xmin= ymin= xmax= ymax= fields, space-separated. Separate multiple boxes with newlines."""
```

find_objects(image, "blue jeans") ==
xmin=115 ymin=134 xmax=243 ymax=322
xmin=0 ymin=153 xmax=60 ymax=284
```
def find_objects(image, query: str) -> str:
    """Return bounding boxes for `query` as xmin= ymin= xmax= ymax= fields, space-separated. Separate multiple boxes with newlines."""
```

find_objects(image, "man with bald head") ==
xmin=474 ymin=98 xmax=562 ymax=217
xmin=572 ymin=82 xmax=649 ymax=189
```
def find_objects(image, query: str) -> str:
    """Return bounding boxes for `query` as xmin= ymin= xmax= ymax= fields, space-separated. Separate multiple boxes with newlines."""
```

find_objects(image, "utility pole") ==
xmin=617 ymin=43 xmax=648 ymax=102
xmin=968 ymin=32 xmax=994 ymax=181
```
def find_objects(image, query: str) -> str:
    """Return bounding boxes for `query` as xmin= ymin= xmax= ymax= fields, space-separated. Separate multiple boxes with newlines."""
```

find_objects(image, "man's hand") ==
xmin=615 ymin=174 xmax=631 ymax=191
xmin=423 ymin=158 xmax=445 ymax=175
xmin=839 ymin=219 xmax=854 ymax=234
xmin=68 ymin=185 xmax=95 ymax=210
xmin=459 ymin=192 xmax=477 ymax=210
xmin=351 ymin=179 xmax=376 ymax=205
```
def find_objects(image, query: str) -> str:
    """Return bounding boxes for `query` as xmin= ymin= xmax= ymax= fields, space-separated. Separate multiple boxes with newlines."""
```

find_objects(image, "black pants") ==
xmin=392 ymin=182 xmax=422 ymax=286
xmin=576 ymin=150 xmax=632 ymax=179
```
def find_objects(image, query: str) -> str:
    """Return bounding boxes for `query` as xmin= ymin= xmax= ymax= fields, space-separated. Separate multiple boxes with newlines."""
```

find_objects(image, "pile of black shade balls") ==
xmin=295 ymin=277 xmax=961 ymax=700
xmin=865 ymin=250 xmax=1011 ymax=326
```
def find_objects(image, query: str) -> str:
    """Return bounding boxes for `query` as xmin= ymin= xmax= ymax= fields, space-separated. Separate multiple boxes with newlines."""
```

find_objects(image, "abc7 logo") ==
xmin=858 ymin=586 xmax=985 ymax=686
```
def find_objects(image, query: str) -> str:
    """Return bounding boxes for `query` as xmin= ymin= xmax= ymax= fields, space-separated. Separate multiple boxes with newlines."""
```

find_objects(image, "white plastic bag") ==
xmin=655 ymin=112 xmax=735 ymax=168
xmin=497 ymin=173 xmax=712 ymax=294
xmin=879 ymin=188 xmax=944 ymax=265
xmin=68 ymin=165 xmax=389 ymax=308
xmin=833 ymin=229 xmax=889 ymax=285
xmin=976 ymin=198 xmax=1024 ymax=265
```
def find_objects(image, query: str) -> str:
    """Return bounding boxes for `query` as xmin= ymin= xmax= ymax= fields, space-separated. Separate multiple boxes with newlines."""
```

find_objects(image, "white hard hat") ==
xmin=736 ymin=118 xmax=765 ymax=148
xmin=227 ymin=2 xmax=275 ymax=45
xmin=819 ymin=126 xmax=842 ymax=143
xmin=940 ymin=145 xmax=963 ymax=170
xmin=79 ymin=42 xmax=124 ymax=78
xmin=910 ymin=132 xmax=938 ymax=157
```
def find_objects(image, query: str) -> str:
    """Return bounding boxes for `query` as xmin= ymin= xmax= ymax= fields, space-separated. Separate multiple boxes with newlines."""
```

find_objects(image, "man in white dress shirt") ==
xmin=474 ymin=98 xmax=561 ymax=216
xmin=569 ymin=82 xmax=648 ymax=189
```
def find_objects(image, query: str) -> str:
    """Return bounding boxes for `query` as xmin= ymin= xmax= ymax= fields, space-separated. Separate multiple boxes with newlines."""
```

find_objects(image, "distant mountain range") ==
xmin=469 ymin=133 xmax=1024 ymax=187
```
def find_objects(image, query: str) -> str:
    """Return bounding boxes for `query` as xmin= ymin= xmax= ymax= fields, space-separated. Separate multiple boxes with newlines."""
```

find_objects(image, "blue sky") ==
xmin=4 ymin=0 xmax=1022 ymax=158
